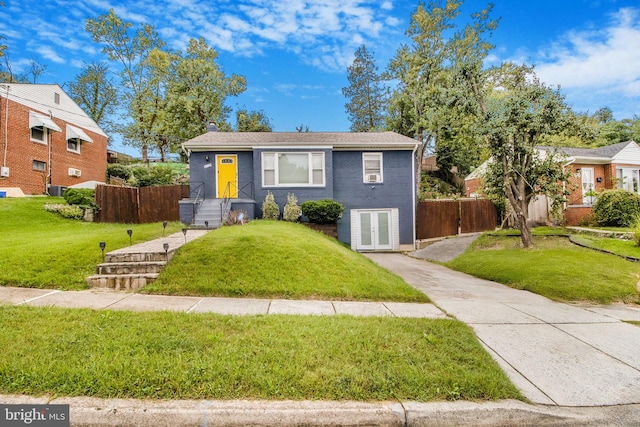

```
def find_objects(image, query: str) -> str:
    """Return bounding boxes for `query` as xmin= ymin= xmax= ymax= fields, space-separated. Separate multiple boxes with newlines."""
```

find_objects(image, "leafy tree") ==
xmin=86 ymin=9 xmax=165 ymax=162
xmin=0 ymin=2 xmax=6 ymax=59
xmin=236 ymin=108 xmax=272 ymax=132
xmin=163 ymin=37 xmax=246 ymax=142
xmin=66 ymin=61 xmax=117 ymax=131
xmin=478 ymin=65 xmax=573 ymax=248
xmin=342 ymin=45 xmax=388 ymax=132
xmin=296 ymin=124 xmax=310 ymax=132
xmin=386 ymin=0 xmax=499 ymax=182
xmin=593 ymin=107 xmax=614 ymax=124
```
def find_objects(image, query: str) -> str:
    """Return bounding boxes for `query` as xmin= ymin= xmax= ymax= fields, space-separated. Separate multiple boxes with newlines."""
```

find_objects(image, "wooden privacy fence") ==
xmin=95 ymin=184 xmax=190 ymax=223
xmin=417 ymin=198 xmax=497 ymax=240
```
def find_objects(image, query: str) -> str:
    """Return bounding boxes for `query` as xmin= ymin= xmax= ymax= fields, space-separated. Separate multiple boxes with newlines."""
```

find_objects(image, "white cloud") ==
xmin=533 ymin=8 xmax=640 ymax=98
xmin=34 ymin=45 xmax=65 ymax=64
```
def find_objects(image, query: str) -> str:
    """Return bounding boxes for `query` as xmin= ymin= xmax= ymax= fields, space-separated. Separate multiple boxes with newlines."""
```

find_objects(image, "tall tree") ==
xmin=479 ymin=65 xmax=573 ymax=248
xmin=342 ymin=45 xmax=388 ymax=132
xmin=236 ymin=108 xmax=272 ymax=132
xmin=66 ymin=61 xmax=117 ymax=130
xmin=0 ymin=2 xmax=6 ymax=59
xmin=387 ymin=0 xmax=499 ymax=182
xmin=163 ymin=37 xmax=246 ymax=142
xmin=86 ymin=9 xmax=165 ymax=162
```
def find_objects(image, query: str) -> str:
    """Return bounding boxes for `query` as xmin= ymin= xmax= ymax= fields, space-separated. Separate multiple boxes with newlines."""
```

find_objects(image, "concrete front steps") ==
xmin=86 ymin=230 xmax=210 ymax=291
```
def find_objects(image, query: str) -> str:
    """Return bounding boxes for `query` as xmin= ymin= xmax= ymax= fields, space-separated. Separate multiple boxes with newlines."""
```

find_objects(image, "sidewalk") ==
xmin=0 ymin=286 xmax=445 ymax=319
xmin=365 ymin=252 xmax=640 ymax=407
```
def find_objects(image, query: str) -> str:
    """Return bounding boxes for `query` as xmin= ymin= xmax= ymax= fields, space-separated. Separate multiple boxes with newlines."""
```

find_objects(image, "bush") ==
xmin=43 ymin=203 xmax=84 ymax=220
xmin=131 ymin=165 xmax=175 ymax=187
xmin=300 ymin=199 xmax=344 ymax=224
xmin=633 ymin=219 xmax=640 ymax=247
xmin=592 ymin=189 xmax=640 ymax=227
xmin=283 ymin=193 xmax=302 ymax=222
xmin=106 ymin=164 xmax=132 ymax=182
xmin=261 ymin=191 xmax=280 ymax=220
xmin=63 ymin=188 xmax=95 ymax=208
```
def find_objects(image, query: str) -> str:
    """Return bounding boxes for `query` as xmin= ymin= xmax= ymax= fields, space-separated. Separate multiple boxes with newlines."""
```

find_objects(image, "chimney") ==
xmin=206 ymin=121 xmax=218 ymax=132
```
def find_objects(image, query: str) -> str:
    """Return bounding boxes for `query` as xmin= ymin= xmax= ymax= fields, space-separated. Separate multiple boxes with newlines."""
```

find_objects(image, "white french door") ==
xmin=353 ymin=209 xmax=395 ymax=251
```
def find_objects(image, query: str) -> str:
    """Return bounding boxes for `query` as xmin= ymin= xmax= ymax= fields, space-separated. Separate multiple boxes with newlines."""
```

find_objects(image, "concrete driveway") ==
xmin=365 ymin=253 xmax=640 ymax=407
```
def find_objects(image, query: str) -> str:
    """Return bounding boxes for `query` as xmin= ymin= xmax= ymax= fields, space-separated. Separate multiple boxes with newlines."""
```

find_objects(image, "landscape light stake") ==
xmin=182 ymin=228 xmax=187 ymax=244
xmin=204 ymin=220 xmax=209 ymax=230
xmin=99 ymin=241 xmax=106 ymax=262
xmin=163 ymin=243 xmax=169 ymax=261
xmin=162 ymin=221 xmax=168 ymax=236
xmin=127 ymin=229 xmax=133 ymax=246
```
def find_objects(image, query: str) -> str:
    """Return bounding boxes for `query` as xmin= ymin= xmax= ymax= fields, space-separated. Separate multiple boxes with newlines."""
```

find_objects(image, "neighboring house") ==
xmin=0 ymin=84 xmax=108 ymax=195
xmin=464 ymin=141 xmax=640 ymax=225
xmin=180 ymin=129 xmax=419 ymax=251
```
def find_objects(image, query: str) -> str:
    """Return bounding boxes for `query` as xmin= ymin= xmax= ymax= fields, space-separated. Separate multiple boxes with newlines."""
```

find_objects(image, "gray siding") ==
xmin=333 ymin=151 xmax=415 ymax=245
xmin=252 ymin=149 xmax=334 ymax=218
xmin=189 ymin=151 xmax=254 ymax=199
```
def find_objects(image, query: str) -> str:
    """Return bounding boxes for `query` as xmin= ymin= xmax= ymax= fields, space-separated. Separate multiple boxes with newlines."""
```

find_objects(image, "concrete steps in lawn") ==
xmin=85 ymin=229 xmax=210 ymax=291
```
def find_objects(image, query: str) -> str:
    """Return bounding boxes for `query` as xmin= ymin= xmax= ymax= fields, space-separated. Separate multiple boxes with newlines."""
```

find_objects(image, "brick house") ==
xmin=0 ymin=84 xmax=108 ymax=195
xmin=464 ymin=141 xmax=640 ymax=225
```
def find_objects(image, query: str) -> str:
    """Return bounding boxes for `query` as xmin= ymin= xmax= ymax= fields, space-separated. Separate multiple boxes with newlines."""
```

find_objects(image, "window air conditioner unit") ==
xmin=367 ymin=174 xmax=381 ymax=183
xmin=0 ymin=167 xmax=9 ymax=178
xmin=68 ymin=168 xmax=82 ymax=177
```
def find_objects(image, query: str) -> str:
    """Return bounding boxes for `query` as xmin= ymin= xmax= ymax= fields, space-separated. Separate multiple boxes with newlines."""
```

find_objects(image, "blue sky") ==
xmin=1 ymin=0 xmax=639 ymax=156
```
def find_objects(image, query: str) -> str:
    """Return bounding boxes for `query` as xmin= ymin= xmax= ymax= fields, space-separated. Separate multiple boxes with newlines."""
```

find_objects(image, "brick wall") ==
xmin=0 ymin=97 xmax=107 ymax=194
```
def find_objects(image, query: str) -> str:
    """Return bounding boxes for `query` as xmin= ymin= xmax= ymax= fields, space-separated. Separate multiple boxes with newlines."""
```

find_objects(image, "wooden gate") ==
xmin=95 ymin=184 xmax=189 ymax=223
xmin=417 ymin=198 xmax=497 ymax=239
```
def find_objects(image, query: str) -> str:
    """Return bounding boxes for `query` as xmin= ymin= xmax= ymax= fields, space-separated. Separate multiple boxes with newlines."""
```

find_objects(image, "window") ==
xmin=617 ymin=168 xmax=640 ymax=194
xmin=363 ymin=153 xmax=383 ymax=183
xmin=262 ymin=152 xmax=324 ymax=186
xmin=67 ymin=138 xmax=80 ymax=153
xmin=32 ymin=160 xmax=46 ymax=171
xmin=581 ymin=167 xmax=596 ymax=205
xmin=30 ymin=126 xmax=46 ymax=144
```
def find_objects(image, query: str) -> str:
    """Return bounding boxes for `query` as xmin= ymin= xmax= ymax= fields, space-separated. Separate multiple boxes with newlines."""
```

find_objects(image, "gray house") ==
xmin=180 ymin=130 xmax=418 ymax=252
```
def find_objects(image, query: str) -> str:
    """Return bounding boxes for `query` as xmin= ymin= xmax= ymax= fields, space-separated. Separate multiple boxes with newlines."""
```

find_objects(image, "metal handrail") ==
xmin=220 ymin=182 xmax=232 ymax=223
xmin=190 ymin=182 xmax=205 ymax=223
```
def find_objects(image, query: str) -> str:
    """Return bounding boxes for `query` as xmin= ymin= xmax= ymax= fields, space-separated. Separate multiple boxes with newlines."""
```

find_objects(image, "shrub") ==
xmin=591 ymin=189 xmax=640 ymax=227
xmin=300 ymin=199 xmax=344 ymax=224
xmin=283 ymin=193 xmax=302 ymax=222
xmin=63 ymin=188 xmax=95 ymax=208
xmin=131 ymin=165 xmax=175 ymax=187
xmin=106 ymin=164 xmax=133 ymax=182
xmin=261 ymin=191 xmax=280 ymax=220
xmin=633 ymin=218 xmax=640 ymax=247
xmin=43 ymin=203 xmax=83 ymax=220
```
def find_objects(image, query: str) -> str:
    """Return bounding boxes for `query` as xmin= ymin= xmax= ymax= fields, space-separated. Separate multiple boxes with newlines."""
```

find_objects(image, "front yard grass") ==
xmin=0 ymin=197 xmax=184 ymax=289
xmin=0 ymin=305 xmax=521 ymax=402
xmin=446 ymin=234 xmax=640 ymax=304
xmin=144 ymin=221 xmax=428 ymax=302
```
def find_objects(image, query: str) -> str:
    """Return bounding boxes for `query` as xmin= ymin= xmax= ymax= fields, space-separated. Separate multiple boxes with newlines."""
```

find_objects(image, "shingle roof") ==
xmin=0 ymin=83 xmax=107 ymax=137
xmin=538 ymin=141 xmax=636 ymax=160
xmin=182 ymin=131 xmax=419 ymax=151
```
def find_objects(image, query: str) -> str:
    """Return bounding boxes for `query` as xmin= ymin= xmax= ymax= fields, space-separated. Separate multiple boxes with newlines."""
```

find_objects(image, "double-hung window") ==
xmin=30 ymin=126 xmax=47 ymax=144
xmin=262 ymin=152 xmax=324 ymax=187
xmin=363 ymin=153 xmax=383 ymax=183
xmin=617 ymin=168 xmax=640 ymax=194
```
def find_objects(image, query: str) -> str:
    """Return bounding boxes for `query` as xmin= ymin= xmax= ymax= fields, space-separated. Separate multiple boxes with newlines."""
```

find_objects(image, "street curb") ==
xmin=3 ymin=395 xmax=640 ymax=426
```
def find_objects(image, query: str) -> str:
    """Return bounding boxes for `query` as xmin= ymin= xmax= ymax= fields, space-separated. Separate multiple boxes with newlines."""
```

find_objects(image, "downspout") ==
xmin=412 ymin=143 xmax=418 ymax=250
xmin=1 ymin=84 xmax=9 ymax=168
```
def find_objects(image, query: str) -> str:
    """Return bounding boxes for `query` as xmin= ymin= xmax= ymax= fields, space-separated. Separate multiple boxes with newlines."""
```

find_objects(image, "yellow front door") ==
xmin=217 ymin=155 xmax=238 ymax=198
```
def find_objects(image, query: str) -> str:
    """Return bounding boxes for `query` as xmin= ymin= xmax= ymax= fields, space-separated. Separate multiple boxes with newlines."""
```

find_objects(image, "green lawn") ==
xmin=144 ymin=221 xmax=428 ymax=302
xmin=570 ymin=234 xmax=640 ymax=259
xmin=446 ymin=234 xmax=640 ymax=304
xmin=0 ymin=305 xmax=521 ymax=402
xmin=0 ymin=197 xmax=184 ymax=289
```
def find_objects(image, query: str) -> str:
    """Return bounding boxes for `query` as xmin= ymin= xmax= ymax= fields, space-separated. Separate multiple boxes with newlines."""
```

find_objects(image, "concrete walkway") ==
xmin=365 ymin=252 xmax=640 ymax=407
xmin=0 ymin=286 xmax=445 ymax=319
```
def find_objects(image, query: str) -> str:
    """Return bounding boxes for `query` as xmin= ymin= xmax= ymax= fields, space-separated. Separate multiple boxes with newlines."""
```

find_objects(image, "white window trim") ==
xmin=30 ymin=126 xmax=47 ymax=145
xmin=362 ymin=152 xmax=383 ymax=183
xmin=581 ymin=167 xmax=596 ymax=205
xmin=616 ymin=167 xmax=640 ymax=194
xmin=262 ymin=152 xmax=325 ymax=187
xmin=67 ymin=138 xmax=81 ymax=154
